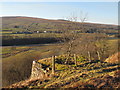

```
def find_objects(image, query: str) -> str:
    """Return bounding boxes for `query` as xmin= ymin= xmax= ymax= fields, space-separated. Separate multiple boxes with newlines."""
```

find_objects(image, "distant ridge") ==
xmin=1 ymin=16 xmax=118 ymax=26
xmin=2 ymin=16 xmax=118 ymax=35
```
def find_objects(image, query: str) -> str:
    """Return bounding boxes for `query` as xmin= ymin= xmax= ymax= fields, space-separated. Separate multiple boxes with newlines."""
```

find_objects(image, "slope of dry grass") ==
xmin=4 ymin=53 xmax=120 ymax=89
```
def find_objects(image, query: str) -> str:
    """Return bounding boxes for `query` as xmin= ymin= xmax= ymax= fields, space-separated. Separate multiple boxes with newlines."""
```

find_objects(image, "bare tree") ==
xmin=60 ymin=11 xmax=88 ymax=64
xmin=79 ymin=11 xmax=88 ymax=23
xmin=60 ymin=11 xmax=111 ymax=62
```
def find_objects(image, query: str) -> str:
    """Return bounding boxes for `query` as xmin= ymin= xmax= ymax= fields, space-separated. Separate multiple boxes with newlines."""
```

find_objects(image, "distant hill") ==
xmin=1 ymin=16 xmax=118 ymax=34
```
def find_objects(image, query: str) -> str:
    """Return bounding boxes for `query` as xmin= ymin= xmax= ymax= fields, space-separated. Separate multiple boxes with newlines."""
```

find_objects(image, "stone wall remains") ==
xmin=30 ymin=61 xmax=48 ymax=79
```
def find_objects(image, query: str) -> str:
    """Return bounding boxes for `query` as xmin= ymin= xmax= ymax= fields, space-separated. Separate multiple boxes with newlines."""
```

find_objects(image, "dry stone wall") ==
xmin=30 ymin=61 xmax=48 ymax=79
xmin=30 ymin=56 xmax=56 ymax=79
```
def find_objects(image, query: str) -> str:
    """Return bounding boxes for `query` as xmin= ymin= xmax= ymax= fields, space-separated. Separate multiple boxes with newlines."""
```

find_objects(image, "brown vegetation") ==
xmin=3 ymin=54 xmax=120 ymax=89
xmin=105 ymin=52 xmax=120 ymax=63
xmin=2 ymin=16 xmax=119 ymax=89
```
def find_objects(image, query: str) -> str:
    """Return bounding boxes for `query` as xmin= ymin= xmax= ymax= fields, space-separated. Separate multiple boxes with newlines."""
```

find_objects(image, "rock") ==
xmin=31 ymin=61 xmax=48 ymax=79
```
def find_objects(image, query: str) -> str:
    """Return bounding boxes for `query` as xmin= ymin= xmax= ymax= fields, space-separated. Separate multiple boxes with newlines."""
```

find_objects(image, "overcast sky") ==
xmin=0 ymin=1 xmax=119 ymax=25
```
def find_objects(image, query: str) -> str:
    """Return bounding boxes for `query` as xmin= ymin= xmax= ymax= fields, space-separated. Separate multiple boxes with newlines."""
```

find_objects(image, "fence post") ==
xmin=88 ymin=51 xmax=91 ymax=61
xmin=97 ymin=51 xmax=101 ymax=60
xmin=74 ymin=54 xmax=77 ymax=66
xmin=52 ymin=56 xmax=55 ymax=74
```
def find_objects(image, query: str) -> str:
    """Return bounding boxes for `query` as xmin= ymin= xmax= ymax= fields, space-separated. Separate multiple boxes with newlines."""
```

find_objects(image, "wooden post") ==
xmin=88 ymin=51 xmax=91 ymax=61
xmin=74 ymin=54 xmax=77 ymax=66
xmin=52 ymin=56 xmax=55 ymax=74
xmin=97 ymin=51 xmax=101 ymax=60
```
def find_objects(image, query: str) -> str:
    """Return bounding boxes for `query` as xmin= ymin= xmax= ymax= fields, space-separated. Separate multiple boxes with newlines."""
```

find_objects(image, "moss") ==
xmin=56 ymin=64 xmax=69 ymax=71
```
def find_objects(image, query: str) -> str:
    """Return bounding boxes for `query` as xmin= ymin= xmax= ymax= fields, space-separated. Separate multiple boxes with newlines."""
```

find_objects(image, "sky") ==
xmin=0 ymin=1 xmax=118 ymax=25
xmin=0 ymin=0 xmax=119 ymax=2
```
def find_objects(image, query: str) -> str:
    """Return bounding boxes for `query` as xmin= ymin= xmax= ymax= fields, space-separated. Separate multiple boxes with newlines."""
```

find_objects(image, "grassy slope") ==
xmin=2 ymin=16 xmax=119 ymax=88
xmin=6 ymin=54 xmax=120 ymax=89
xmin=2 ymin=44 xmax=62 ymax=87
xmin=2 ymin=38 xmax=118 ymax=87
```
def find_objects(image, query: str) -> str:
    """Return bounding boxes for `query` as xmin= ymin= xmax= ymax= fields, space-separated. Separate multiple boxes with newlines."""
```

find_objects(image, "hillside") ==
xmin=1 ymin=16 xmax=118 ymax=34
xmin=3 ymin=53 xmax=120 ymax=89
xmin=1 ymin=16 xmax=118 ymax=46
xmin=2 ymin=16 xmax=119 ymax=89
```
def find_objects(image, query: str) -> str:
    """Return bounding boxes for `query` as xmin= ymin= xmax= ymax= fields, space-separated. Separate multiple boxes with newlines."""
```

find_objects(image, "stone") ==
xmin=30 ymin=60 xmax=52 ymax=80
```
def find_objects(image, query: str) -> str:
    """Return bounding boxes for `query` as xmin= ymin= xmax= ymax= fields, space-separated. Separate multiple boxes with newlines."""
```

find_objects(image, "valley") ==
xmin=1 ymin=16 xmax=119 ymax=89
